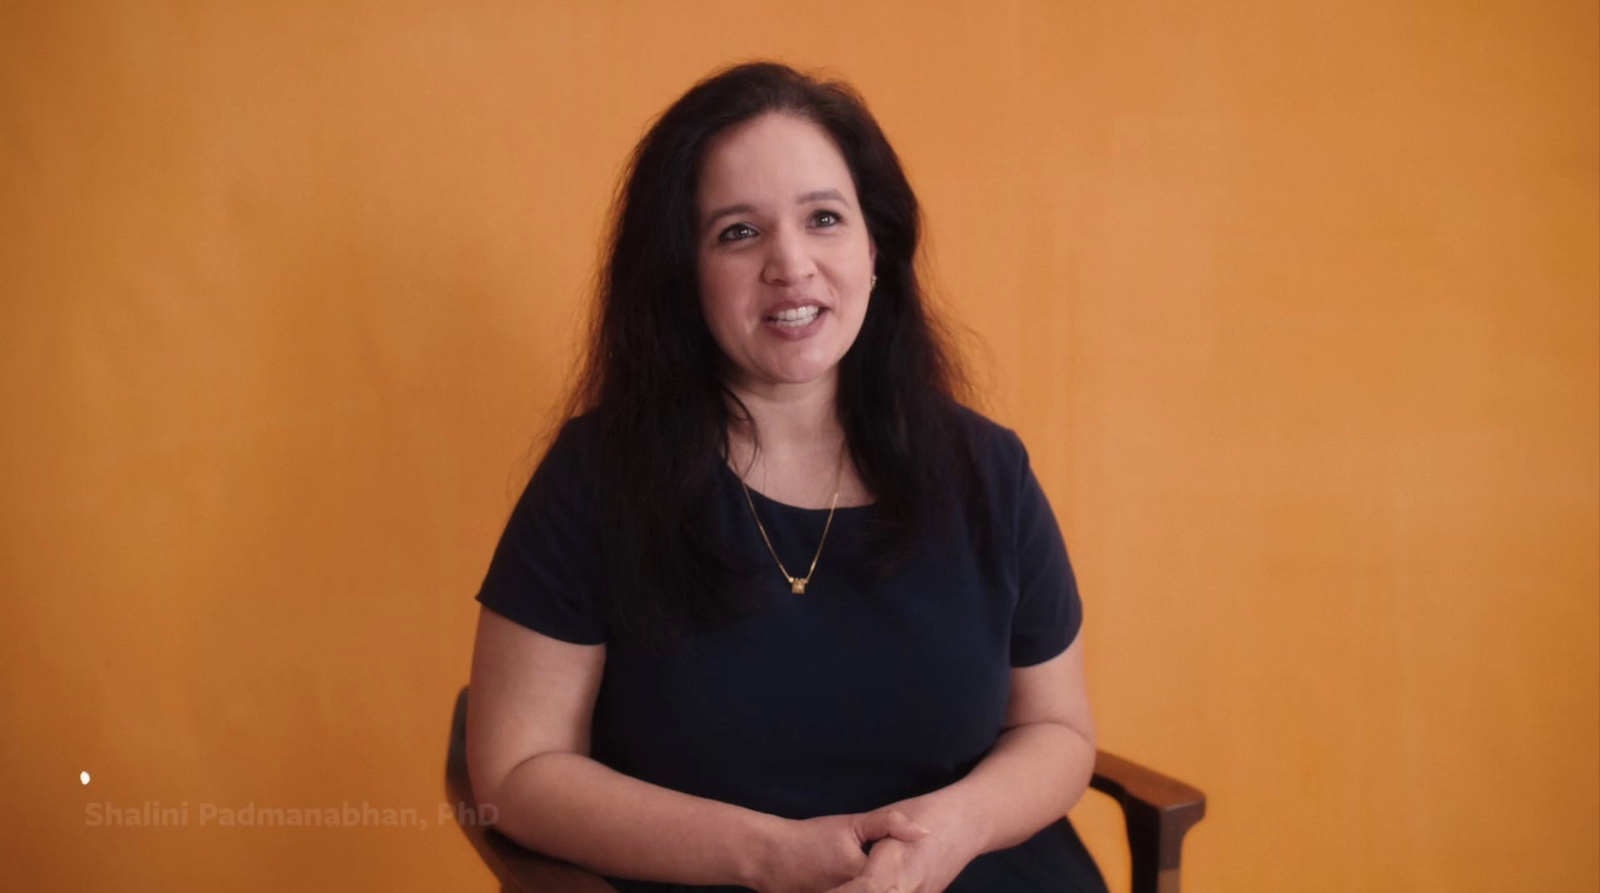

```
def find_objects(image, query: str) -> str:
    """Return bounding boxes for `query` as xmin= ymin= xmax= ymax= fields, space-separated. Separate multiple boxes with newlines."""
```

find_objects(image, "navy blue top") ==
xmin=475 ymin=407 xmax=1108 ymax=893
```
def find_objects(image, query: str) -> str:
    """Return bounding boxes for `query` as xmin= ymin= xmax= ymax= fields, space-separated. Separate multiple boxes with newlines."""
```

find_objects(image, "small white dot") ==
xmin=80 ymin=771 xmax=90 ymax=785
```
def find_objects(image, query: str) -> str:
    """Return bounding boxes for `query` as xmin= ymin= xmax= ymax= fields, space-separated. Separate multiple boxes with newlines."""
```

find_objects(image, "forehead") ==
xmin=696 ymin=113 xmax=858 ymax=209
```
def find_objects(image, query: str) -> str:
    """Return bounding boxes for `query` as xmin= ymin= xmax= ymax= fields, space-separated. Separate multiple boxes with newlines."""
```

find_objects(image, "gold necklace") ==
xmin=736 ymin=447 xmax=845 ymax=595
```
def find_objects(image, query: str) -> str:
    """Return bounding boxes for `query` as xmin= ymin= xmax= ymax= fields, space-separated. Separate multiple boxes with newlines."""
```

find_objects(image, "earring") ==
xmin=870 ymin=274 xmax=878 ymax=291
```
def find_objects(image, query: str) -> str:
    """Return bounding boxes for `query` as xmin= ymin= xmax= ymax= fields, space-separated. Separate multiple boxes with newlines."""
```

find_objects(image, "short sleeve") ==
xmin=1009 ymin=437 xmax=1084 ymax=667
xmin=474 ymin=419 xmax=609 ymax=645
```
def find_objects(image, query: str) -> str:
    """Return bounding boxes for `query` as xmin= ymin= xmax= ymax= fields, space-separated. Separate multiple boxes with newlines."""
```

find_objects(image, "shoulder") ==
xmin=514 ymin=411 xmax=607 ymax=520
xmin=548 ymin=410 xmax=604 ymax=455
xmin=535 ymin=411 xmax=605 ymax=480
xmin=950 ymin=402 xmax=1029 ymax=480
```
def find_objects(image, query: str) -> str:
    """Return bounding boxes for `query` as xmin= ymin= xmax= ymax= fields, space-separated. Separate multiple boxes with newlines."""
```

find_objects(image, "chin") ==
xmin=762 ymin=360 xmax=841 ymax=387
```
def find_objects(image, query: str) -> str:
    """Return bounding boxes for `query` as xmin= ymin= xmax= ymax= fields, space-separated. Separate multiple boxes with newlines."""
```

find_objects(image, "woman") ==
xmin=467 ymin=61 xmax=1109 ymax=893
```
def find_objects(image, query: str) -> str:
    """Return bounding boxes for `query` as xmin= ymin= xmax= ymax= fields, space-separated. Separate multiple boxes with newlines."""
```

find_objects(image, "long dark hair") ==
xmin=561 ymin=61 xmax=985 ymax=655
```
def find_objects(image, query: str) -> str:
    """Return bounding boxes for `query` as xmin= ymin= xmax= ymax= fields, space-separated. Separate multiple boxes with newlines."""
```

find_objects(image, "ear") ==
xmin=869 ymin=238 xmax=878 ymax=268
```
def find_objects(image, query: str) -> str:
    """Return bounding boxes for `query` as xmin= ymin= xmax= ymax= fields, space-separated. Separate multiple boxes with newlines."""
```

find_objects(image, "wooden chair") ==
xmin=445 ymin=687 xmax=1205 ymax=893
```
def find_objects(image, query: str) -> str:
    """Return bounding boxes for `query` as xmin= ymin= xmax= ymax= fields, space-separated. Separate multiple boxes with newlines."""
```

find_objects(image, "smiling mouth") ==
xmin=765 ymin=306 xmax=824 ymax=327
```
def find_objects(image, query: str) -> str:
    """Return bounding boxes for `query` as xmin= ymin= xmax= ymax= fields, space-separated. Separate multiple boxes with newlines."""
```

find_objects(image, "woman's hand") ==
xmin=819 ymin=792 xmax=985 ymax=893
xmin=751 ymin=807 xmax=930 ymax=893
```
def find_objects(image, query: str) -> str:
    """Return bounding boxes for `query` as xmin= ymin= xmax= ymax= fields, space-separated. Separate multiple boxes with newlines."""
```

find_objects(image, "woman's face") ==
xmin=694 ymin=112 xmax=876 ymax=396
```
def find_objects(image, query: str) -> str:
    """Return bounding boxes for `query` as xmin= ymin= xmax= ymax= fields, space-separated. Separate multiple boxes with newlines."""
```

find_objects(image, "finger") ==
xmin=857 ymin=808 xmax=930 ymax=845
xmin=887 ymin=813 xmax=930 ymax=843
xmin=826 ymin=876 xmax=899 ymax=893
xmin=842 ymin=839 xmax=909 ymax=892
xmin=882 ymin=808 xmax=931 ymax=842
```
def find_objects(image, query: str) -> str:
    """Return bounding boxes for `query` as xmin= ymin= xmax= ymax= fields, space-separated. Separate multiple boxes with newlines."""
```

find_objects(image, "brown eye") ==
xmin=718 ymin=223 xmax=757 ymax=243
xmin=811 ymin=210 xmax=842 ymax=227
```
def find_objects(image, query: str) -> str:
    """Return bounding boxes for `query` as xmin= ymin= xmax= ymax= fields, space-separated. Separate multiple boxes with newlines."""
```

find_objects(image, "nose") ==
xmin=760 ymin=223 xmax=817 ymax=286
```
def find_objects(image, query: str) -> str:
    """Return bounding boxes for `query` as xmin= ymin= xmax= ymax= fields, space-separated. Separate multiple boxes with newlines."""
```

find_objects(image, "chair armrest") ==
xmin=1089 ymin=750 xmax=1207 ymax=893
xmin=446 ymin=688 xmax=619 ymax=893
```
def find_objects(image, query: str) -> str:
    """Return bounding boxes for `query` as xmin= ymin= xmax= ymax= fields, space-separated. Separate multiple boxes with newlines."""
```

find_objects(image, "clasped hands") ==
xmin=754 ymin=791 xmax=984 ymax=893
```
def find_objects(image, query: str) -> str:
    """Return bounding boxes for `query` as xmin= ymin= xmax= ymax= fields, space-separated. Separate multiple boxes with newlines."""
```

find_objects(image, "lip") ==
xmin=761 ymin=298 xmax=829 ymax=318
xmin=760 ymin=304 xmax=827 ymax=340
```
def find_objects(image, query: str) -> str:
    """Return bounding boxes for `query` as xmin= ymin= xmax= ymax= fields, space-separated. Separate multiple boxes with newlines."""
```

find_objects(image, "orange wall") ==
xmin=3 ymin=2 xmax=1595 ymax=890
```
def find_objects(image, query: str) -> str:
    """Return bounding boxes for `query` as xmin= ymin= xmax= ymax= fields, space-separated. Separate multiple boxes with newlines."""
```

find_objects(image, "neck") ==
xmin=722 ymin=370 xmax=844 ymax=456
xmin=720 ymin=368 xmax=873 ymax=509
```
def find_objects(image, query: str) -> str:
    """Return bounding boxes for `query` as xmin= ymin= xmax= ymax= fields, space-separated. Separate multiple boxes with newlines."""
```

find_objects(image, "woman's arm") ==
xmin=950 ymin=632 xmax=1098 ymax=853
xmin=467 ymin=607 xmax=777 ymax=888
xmin=823 ymin=635 xmax=1097 ymax=893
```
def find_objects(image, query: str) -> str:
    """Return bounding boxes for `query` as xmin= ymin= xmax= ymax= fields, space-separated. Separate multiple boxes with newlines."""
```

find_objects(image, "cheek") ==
xmin=697 ymin=266 xmax=749 ymax=333
xmin=699 ymin=252 xmax=741 ymax=291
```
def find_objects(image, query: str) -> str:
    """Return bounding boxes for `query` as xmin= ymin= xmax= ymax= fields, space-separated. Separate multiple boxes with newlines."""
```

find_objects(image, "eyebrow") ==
xmin=701 ymin=189 xmax=851 ymax=233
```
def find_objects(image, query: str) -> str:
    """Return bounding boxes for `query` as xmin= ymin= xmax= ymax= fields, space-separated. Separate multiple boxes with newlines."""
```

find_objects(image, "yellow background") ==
xmin=3 ymin=2 xmax=1595 ymax=890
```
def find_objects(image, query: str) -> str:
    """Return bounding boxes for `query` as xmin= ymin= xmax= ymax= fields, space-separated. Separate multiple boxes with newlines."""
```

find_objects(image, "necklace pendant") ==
xmin=790 ymin=580 xmax=807 ymax=594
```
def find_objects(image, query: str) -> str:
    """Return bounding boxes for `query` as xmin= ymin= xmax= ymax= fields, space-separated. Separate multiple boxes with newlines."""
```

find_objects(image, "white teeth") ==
xmin=767 ymin=306 xmax=821 ymax=327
